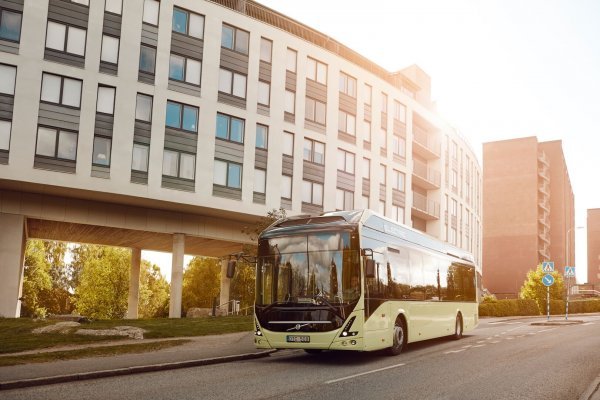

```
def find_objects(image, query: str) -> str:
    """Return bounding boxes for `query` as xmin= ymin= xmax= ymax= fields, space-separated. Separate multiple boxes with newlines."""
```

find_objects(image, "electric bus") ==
xmin=252 ymin=209 xmax=478 ymax=355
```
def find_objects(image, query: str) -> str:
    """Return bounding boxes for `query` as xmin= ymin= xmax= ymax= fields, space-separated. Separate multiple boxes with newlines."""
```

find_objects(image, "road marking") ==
xmin=462 ymin=345 xmax=473 ymax=348
xmin=506 ymin=337 xmax=514 ymax=340
xmin=528 ymin=332 xmax=536 ymax=335
xmin=476 ymin=340 xmax=486 ymax=344
xmin=538 ymin=328 xmax=557 ymax=333
xmin=582 ymin=322 xmax=594 ymax=326
xmin=490 ymin=340 xmax=501 ymax=344
xmin=325 ymin=363 xmax=406 ymax=384
xmin=486 ymin=337 xmax=493 ymax=340
xmin=472 ymin=344 xmax=485 ymax=348
xmin=517 ymin=335 xmax=525 ymax=338
xmin=444 ymin=349 xmax=467 ymax=354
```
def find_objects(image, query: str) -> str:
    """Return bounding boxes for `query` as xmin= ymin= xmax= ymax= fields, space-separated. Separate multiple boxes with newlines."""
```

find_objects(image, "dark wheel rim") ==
xmin=393 ymin=323 xmax=404 ymax=349
xmin=456 ymin=316 xmax=462 ymax=337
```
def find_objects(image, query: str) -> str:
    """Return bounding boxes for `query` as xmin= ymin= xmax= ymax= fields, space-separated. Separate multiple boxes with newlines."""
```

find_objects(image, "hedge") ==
xmin=479 ymin=298 xmax=600 ymax=317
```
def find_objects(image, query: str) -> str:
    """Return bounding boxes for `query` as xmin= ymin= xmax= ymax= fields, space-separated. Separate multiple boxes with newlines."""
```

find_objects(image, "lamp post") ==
xmin=565 ymin=226 xmax=584 ymax=320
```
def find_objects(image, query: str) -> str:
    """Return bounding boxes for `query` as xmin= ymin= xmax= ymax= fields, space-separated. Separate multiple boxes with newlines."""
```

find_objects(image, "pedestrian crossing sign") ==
xmin=565 ymin=266 xmax=575 ymax=277
xmin=542 ymin=261 xmax=554 ymax=273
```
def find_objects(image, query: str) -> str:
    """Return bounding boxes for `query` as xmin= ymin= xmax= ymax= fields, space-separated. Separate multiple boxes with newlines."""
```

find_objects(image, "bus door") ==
xmin=363 ymin=250 xmax=391 ymax=350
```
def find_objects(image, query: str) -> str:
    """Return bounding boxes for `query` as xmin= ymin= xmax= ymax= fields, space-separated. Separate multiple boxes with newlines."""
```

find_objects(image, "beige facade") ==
xmin=482 ymin=137 xmax=574 ymax=298
xmin=587 ymin=209 xmax=600 ymax=287
xmin=0 ymin=0 xmax=481 ymax=317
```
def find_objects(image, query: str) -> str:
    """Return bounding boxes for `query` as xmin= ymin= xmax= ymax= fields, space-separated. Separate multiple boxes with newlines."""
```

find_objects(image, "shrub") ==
xmin=478 ymin=299 xmax=539 ymax=317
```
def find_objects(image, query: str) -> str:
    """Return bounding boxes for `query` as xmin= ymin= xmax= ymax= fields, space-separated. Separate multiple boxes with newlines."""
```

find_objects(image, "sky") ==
xmin=147 ymin=0 xmax=600 ymax=284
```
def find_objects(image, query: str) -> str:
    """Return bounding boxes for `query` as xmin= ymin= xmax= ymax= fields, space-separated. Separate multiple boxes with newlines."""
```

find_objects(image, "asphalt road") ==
xmin=3 ymin=315 xmax=600 ymax=400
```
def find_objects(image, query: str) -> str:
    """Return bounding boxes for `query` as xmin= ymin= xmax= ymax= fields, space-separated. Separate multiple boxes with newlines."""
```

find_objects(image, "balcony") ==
xmin=412 ymin=160 xmax=441 ymax=189
xmin=538 ymin=228 xmax=550 ymax=244
xmin=538 ymin=150 xmax=549 ymax=167
xmin=538 ymin=212 xmax=550 ymax=229
xmin=412 ymin=125 xmax=441 ymax=160
xmin=538 ymin=197 xmax=550 ymax=212
xmin=412 ymin=192 xmax=440 ymax=220
xmin=538 ymin=244 xmax=550 ymax=261
xmin=538 ymin=164 xmax=550 ymax=181
xmin=538 ymin=181 xmax=550 ymax=195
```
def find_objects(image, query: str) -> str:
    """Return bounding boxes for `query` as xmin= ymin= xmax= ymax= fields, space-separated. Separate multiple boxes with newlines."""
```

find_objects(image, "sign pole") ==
xmin=547 ymin=286 xmax=550 ymax=321
xmin=565 ymin=276 xmax=570 ymax=321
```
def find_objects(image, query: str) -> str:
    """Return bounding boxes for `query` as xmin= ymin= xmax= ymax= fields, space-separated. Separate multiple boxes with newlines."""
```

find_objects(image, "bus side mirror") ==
xmin=227 ymin=259 xmax=237 ymax=278
xmin=365 ymin=259 xmax=376 ymax=278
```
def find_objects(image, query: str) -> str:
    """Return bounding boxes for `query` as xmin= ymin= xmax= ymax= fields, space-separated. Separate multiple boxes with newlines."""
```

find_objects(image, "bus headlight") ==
xmin=339 ymin=316 xmax=359 ymax=337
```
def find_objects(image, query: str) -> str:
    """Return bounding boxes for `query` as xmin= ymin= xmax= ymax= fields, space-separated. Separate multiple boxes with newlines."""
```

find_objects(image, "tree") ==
xmin=182 ymin=257 xmax=221 ymax=314
xmin=20 ymin=240 xmax=53 ymax=318
xmin=520 ymin=265 xmax=564 ymax=312
xmin=74 ymin=245 xmax=130 ymax=319
xmin=38 ymin=241 xmax=73 ymax=315
xmin=138 ymin=260 xmax=170 ymax=318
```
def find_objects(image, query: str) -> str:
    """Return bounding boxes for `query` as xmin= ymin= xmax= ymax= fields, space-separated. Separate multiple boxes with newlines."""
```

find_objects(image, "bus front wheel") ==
xmin=453 ymin=313 xmax=463 ymax=340
xmin=387 ymin=317 xmax=407 ymax=356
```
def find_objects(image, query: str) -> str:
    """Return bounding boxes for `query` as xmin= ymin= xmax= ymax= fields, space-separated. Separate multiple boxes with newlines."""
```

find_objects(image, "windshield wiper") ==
xmin=312 ymin=293 xmax=344 ymax=320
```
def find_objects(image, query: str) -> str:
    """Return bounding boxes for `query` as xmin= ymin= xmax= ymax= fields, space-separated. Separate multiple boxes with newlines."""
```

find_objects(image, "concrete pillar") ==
xmin=169 ymin=233 xmax=185 ymax=318
xmin=0 ymin=213 xmax=26 ymax=318
xmin=219 ymin=259 xmax=231 ymax=315
xmin=126 ymin=248 xmax=142 ymax=319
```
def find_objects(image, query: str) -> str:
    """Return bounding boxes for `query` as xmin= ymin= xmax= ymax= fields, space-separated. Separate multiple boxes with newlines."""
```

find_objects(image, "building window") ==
xmin=139 ymin=45 xmax=156 ymax=74
xmin=363 ymin=120 xmax=371 ymax=143
xmin=221 ymin=23 xmax=249 ymax=54
xmin=392 ymin=135 xmax=406 ymax=157
xmin=364 ymin=84 xmax=372 ymax=105
xmin=306 ymin=57 xmax=327 ymax=85
xmin=100 ymin=35 xmax=119 ymax=64
xmin=96 ymin=86 xmax=115 ymax=115
xmin=381 ymin=92 xmax=388 ymax=113
xmin=284 ymin=90 xmax=295 ymax=114
xmin=0 ymin=8 xmax=22 ymax=42
xmin=45 ymin=21 xmax=86 ymax=57
xmin=392 ymin=169 xmax=405 ymax=192
xmin=172 ymin=7 xmax=204 ymax=39
xmin=213 ymin=159 xmax=242 ymax=189
xmin=283 ymin=132 xmax=294 ymax=156
xmin=40 ymin=73 xmax=82 ymax=108
xmin=142 ymin=0 xmax=160 ymax=26
xmin=305 ymin=97 xmax=326 ymax=125
xmin=286 ymin=48 xmax=297 ymax=72
xmin=163 ymin=150 xmax=195 ymax=180
xmin=380 ymin=164 xmax=387 ymax=185
xmin=169 ymin=54 xmax=201 ymax=85
xmin=132 ymin=143 xmax=149 ymax=172
xmin=380 ymin=128 xmax=387 ymax=150
xmin=92 ymin=136 xmax=111 ymax=166
xmin=260 ymin=37 xmax=272 ymax=63
xmin=135 ymin=93 xmax=153 ymax=122
xmin=338 ymin=110 xmax=356 ymax=135
xmin=392 ymin=206 xmax=405 ymax=223
xmin=302 ymin=180 xmax=323 ymax=206
xmin=257 ymin=81 xmax=270 ymax=106
xmin=36 ymin=126 xmax=77 ymax=160
xmin=165 ymin=101 xmax=198 ymax=132
xmin=281 ymin=175 xmax=292 ymax=199
xmin=216 ymin=113 xmax=244 ymax=143
xmin=394 ymin=100 xmax=406 ymax=123
xmin=363 ymin=157 xmax=370 ymax=180
xmin=379 ymin=200 xmax=386 ymax=216
xmin=336 ymin=189 xmax=354 ymax=211
xmin=337 ymin=148 xmax=355 ymax=174
xmin=254 ymin=168 xmax=266 ymax=194
xmin=339 ymin=72 xmax=356 ymax=97
xmin=303 ymin=138 xmax=324 ymax=165
xmin=362 ymin=195 xmax=369 ymax=210
xmin=0 ymin=64 xmax=16 ymax=95
xmin=218 ymin=68 xmax=246 ymax=98
xmin=71 ymin=0 xmax=89 ymax=5
xmin=255 ymin=124 xmax=268 ymax=149
xmin=451 ymin=169 xmax=458 ymax=190
xmin=0 ymin=120 xmax=11 ymax=151
xmin=105 ymin=0 xmax=122 ymax=15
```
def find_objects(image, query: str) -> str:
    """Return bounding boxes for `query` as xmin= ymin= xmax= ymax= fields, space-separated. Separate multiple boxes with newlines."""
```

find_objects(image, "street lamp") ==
xmin=565 ymin=225 xmax=584 ymax=320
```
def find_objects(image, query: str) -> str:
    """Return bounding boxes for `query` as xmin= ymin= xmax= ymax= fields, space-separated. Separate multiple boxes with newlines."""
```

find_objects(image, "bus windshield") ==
xmin=256 ymin=231 xmax=360 ymax=306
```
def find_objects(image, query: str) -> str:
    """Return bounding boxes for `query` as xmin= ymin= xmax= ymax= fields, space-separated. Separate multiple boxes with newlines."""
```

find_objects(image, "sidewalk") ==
xmin=0 ymin=331 xmax=276 ymax=390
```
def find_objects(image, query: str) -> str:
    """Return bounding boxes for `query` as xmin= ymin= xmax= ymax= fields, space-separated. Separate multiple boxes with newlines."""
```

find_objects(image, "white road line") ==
xmin=472 ymin=344 xmax=485 ymax=348
xmin=506 ymin=337 xmax=514 ymax=340
xmin=538 ymin=328 xmax=557 ymax=333
xmin=490 ymin=340 xmax=501 ymax=344
xmin=476 ymin=340 xmax=486 ymax=344
xmin=528 ymin=332 xmax=536 ymax=335
xmin=582 ymin=322 xmax=594 ymax=326
xmin=325 ymin=363 xmax=406 ymax=384
xmin=444 ymin=349 xmax=466 ymax=354
xmin=462 ymin=345 xmax=473 ymax=348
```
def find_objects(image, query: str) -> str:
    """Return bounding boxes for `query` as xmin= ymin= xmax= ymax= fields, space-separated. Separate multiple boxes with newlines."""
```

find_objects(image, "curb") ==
xmin=0 ymin=350 xmax=277 ymax=391
xmin=580 ymin=375 xmax=600 ymax=400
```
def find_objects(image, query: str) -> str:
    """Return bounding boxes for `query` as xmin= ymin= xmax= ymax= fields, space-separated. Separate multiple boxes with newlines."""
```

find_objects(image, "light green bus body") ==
xmin=254 ymin=210 xmax=478 ymax=354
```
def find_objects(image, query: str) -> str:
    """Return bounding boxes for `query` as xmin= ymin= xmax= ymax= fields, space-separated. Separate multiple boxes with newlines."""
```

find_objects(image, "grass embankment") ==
xmin=0 ymin=315 xmax=253 ymax=366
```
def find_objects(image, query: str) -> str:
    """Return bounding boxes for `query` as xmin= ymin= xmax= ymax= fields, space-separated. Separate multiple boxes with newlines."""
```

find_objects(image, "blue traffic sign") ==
xmin=542 ymin=262 xmax=554 ymax=273
xmin=542 ymin=274 xmax=555 ymax=287
xmin=565 ymin=266 xmax=575 ymax=277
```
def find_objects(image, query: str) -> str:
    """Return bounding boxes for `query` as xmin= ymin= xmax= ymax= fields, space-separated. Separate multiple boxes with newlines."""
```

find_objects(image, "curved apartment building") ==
xmin=0 ymin=0 xmax=482 ymax=317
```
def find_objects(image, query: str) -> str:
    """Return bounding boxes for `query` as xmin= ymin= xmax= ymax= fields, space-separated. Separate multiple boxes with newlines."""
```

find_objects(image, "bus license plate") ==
xmin=286 ymin=335 xmax=310 ymax=343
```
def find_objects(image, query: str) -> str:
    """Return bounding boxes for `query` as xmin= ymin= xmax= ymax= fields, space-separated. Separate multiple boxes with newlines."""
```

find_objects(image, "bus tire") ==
xmin=453 ymin=313 xmax=463 ymax=340
xmin=387 ymin=316 xmax=407 ymax=356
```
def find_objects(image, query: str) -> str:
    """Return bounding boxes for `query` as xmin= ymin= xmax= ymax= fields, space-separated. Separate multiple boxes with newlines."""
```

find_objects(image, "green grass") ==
xmin=0 ymin=340 xmax=190 ymax=366
xmin=0 ymin=315 xmax=253 ymax=354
